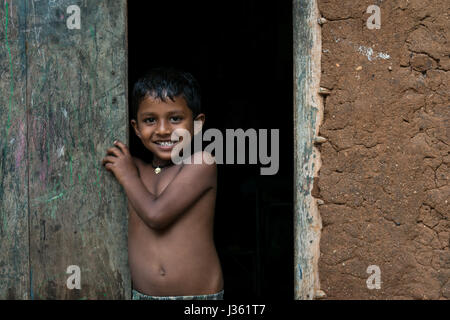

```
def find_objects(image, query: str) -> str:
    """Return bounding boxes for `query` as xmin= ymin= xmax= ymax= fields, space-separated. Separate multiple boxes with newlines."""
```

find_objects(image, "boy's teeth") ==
xmin=158 ymin=141 xmax=174 ymax=146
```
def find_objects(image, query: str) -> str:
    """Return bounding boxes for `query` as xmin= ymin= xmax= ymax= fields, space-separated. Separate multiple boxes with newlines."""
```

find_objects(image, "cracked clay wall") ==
xmin=315 ymin=0 xmax=449 ymax=299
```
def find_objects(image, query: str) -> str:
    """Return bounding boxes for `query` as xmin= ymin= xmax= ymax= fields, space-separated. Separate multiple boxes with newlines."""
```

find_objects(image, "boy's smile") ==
xmin=131 ymin=94 xmax=204 ymax=166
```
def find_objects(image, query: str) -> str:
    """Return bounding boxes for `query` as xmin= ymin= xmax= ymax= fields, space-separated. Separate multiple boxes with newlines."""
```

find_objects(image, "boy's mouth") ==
xmin=154 ymin=140 xmax=176 ymax=147
xmin=153 ymin=140 xmax=180 ymax=151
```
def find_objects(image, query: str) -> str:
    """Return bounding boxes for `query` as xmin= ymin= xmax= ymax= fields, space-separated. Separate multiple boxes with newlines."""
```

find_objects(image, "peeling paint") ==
xmin=357 ymin=45 xmax=390 ymax=61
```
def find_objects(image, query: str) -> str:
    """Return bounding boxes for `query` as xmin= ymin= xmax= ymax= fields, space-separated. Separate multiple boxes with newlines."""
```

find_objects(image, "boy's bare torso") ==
xmin=128 ymin=156 xmax=223 ymax=296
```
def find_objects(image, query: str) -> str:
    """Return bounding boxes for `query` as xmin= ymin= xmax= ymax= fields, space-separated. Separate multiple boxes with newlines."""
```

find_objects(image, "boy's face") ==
xmin=131 ymin=95 xmax=205 ymax=164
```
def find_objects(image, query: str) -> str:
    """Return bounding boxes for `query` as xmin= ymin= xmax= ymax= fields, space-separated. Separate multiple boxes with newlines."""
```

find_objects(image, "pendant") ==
xmin=154 ymin=167 xmax=161 ymax=174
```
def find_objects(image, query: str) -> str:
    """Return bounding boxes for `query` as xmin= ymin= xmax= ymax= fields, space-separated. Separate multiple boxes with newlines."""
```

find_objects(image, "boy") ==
xmin=101 ymin=67 xmax=224 ymax=300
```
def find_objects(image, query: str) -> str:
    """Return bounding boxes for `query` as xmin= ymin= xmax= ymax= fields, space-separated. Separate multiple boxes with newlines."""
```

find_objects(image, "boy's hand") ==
xmin=102 ymin=140 xmax=139 ymax=185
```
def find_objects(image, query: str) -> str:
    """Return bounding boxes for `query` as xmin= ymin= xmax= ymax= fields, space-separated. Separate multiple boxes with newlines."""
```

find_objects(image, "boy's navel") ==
xmin=159 ymin=267 xmax=166 ymax=276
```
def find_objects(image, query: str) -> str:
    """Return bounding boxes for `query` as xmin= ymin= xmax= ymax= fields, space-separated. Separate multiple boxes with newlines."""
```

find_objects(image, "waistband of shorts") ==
xmin=132 ymin=288 xmax=224 ymax=300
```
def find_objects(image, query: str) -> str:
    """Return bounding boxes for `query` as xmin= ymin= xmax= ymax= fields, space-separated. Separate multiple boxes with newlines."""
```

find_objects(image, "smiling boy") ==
xmin=101 ymin=67 xmax=224 ymax=300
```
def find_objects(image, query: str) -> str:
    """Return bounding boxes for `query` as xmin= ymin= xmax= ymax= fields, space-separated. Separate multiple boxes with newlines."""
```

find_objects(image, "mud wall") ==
xmin=316 ymin=0 xmax=449 ymax=299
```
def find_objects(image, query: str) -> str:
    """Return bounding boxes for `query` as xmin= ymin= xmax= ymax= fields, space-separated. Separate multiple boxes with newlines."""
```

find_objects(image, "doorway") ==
xmin=128 ymin=0 xmax=293 ymax=299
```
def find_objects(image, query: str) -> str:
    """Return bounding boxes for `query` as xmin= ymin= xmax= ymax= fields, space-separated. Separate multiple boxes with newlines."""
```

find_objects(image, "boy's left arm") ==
xmin=102 ymin=141 xmax=216 ymax=230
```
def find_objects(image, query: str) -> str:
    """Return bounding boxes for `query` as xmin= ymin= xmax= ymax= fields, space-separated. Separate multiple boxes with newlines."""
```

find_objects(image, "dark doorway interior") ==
xmin=128 ymin=1 xmax=293 ymax=299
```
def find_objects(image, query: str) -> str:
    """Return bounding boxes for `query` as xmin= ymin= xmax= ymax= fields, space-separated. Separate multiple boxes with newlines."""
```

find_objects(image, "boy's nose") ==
xmin=155 ymin=120 xmax=171 ymax=135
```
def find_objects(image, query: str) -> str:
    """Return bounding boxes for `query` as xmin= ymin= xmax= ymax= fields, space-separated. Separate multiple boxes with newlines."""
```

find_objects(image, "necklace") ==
xmin=151 ymin=161 xmax=174 ymax=174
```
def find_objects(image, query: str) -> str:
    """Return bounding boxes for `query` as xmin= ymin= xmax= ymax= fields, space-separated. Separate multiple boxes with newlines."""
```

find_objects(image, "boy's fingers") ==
xmin=114 ymin=141 xmax=130 ymax=155
xmin=102 ymin=156 xmax=116 ymax=166
xmin=106 ymin=147 xmax=122 ymax=157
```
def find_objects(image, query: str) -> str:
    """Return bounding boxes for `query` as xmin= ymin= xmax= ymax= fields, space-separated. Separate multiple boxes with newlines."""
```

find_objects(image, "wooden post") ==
xmin=0 ymin=0 xmax=30 ymax=300
xmin=293 ymin=0 xmax=323 ymax=299
xmin=0 ymin=0 xmax=130 ymax=299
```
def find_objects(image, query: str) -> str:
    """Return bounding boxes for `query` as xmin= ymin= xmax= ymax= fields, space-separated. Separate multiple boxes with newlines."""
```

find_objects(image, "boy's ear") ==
xmin=193 ymin=113 xmax=205 ymax=135
xmin=131 ymin=119 xmax=141 ymax=137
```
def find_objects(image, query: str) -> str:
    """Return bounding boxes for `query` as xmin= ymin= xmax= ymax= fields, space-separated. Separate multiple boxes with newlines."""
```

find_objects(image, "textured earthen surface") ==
xmin=317 ymin=0 xmax=449 ymax=299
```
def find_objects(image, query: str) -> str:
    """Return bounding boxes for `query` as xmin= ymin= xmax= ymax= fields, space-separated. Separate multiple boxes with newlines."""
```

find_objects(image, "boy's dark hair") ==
xmin=131 ymin=67 xmax=202 ymax=121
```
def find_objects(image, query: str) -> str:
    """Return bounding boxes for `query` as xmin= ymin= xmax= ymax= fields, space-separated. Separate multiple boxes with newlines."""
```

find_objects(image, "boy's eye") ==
xmin=144 ymin=118 xmax=155 ymax=123
xmin=170 ymin=116 xmax=182 ymax=122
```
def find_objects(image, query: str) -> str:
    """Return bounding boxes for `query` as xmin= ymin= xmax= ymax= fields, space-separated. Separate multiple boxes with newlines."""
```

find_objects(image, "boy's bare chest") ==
xmin=136 ymin=161 xmax=181 ymax=196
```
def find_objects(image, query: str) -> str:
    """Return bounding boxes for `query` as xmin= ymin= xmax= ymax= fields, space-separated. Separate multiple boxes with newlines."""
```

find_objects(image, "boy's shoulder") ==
xmin=181 ymin=151 xmax=217 ymax=188
xmin=188 ymin=150 xmax=216 ymax=168
xmin=181 ymin=151 xmax=217 ymax=181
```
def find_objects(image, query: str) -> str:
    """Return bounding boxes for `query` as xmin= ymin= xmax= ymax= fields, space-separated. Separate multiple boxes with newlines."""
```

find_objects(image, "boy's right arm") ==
xmin=123 ymin=152 xmax=216 ymax=230
xmin=127 ymin=156 xmax=155 ymax=213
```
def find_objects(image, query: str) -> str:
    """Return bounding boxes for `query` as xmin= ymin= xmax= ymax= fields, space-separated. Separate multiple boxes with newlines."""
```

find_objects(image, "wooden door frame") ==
xmin=0 ymin=0 xmax=130 ymax=300
xmin=293 ymin=0 xmax=323 ymax=300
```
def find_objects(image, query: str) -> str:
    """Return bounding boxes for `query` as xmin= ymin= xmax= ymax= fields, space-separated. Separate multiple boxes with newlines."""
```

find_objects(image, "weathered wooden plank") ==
xmin=0 ymin=0 xmax=30 ymax=299
xmin=26 ymin=0 xmax=129 ymax=299
xmin=293 ymin=0 xmax=323 ymax=299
